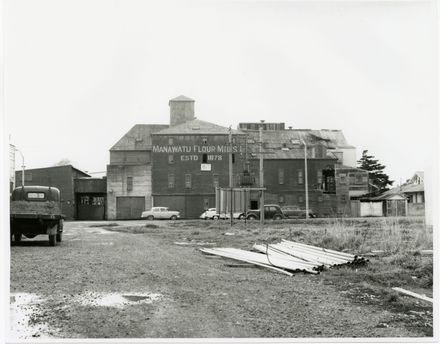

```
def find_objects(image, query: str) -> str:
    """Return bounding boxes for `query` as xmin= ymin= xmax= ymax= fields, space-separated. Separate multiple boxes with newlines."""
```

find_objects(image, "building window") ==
xmin=298 ymin=170 xmax=303 ymax=185
xmin=185 ymin=174 xmax=192 ymax=189
xmin=362 ymin=175 xmax=368 ymax=183
xmin=202 ymin=137 xmax=208 ymax=145
xmin=278 ymin=168 xmax=284 ymax=184
xmin=232 ymin=153 xmax=235 ymax=164
xmin=317 ymin=170 xmax=322 ymax=185
xmin=24 ymin=172 xmax=32 ymax=182
xmin=202 ymin=154 xmax=208 ymax=163
xmin=279 ymin=195 xmax=284 ymax=203
xmin=168 ymin=137 xmax=174 ymax=145
xmin=127 ymin=177 xmax=133 ymax=191
xmin=298 ymin=195 xmax=304 ymax=203
xmin=92 ymin=197 xmax=104 ymax=205
xmin=341 ymin=195 xmax=347 ymax=203
xmin=213 ymin=174 xmax=219 ymax=188
xmin=80 ymin=196 xmax=89 ymax=205
xmin=355 ymin=174 xmax=363 ymax=184
xmin=168 ymin=174 xmax=175 ymax=188
xmin=168 ymin=154 xmax=174 ymax=164
xmin=339 ymin=173 xmax=347 ymax=184
xmin=234 ymin=174 xmax=240 ymax=186
xmin=349 ymin=173 xmax=355 ymax=185
xmin=203 ymin=198 xmax=209 ymax=209
xmin=318 ymin=195 xmax=323 ymax=202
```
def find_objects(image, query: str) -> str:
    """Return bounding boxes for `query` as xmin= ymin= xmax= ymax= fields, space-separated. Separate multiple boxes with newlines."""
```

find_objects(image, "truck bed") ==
xmin=10 ymin=200 xmax=62 ymax=218
xmin=10 ymin=213 xmax=63 ymax=220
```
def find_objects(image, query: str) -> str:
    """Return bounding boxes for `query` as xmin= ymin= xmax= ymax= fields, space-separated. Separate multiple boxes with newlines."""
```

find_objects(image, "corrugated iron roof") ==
xmin=370 ymin=192 xmax=407 ymax=201
xmin=243 ymin=129 xmax=353 ymax=149
xmin=335 ymin=165 xmax=368 ymax=173
xmin=247 ymin=149 xmax=337 ymax=160
xmin=400 ymin=183 xmax=424 ymax=193
xmin=16 ymin=165 xmax=91 ymax=177
xmin=169 ymin=95 xmax=194 ymax=102
xmin=110 ymin=124 xmax=169 ymax=151
xmin=153 ymin=119 xmax=244 ymax=135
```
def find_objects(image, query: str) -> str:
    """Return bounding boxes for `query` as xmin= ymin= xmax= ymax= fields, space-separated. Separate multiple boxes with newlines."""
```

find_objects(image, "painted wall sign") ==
xmin=201 ymin=164 xmax=212 ymax=171
xmin=152 ymin=145 xmax=243 ymax=154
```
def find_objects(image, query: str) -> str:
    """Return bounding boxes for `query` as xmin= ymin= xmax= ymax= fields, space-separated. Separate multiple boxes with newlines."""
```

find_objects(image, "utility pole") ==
xmin=15 ymin=148 xmax=25 ymax=187
xmin=292 ymin=139 xmax=309 ymax=219
xmin=259 ymin=124 xmax=264 ymax=224
xmin=229 ymin=127 xmax=233 ymax=226
xmin=303 ymin=140 xmax=309 ymax=219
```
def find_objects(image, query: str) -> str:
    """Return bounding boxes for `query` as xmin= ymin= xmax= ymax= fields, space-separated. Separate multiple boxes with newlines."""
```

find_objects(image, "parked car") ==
xmin=281 ymin=206 xmax=316 ymax=219
xmin=245 ymin=204 xmax=286 ymax=220
xmin=141 ymin=207 xmax=180 ymax=220
xmin=10 ymin=186 xmax=64 ymax=246
xmin=199 ymin=209 xmax=244 ymax=220
xmin=200 ymin=208 xmax=224 ymax=220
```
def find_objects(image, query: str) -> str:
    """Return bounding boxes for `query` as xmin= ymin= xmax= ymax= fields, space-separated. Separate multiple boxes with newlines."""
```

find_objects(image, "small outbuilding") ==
xmin=370 ymin=193 xmax=407 ymax=217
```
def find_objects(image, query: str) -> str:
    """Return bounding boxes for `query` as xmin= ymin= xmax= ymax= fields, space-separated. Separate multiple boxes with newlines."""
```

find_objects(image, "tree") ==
xmin=53 ymin=158 xmax=73 ymax=166
xmin=357 ymin=150 xmax=393 ymax=193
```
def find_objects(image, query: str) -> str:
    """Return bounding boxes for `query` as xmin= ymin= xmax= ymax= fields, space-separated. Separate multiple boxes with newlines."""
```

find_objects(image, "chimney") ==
xmin=169 ymin=95 xmax=195 ymax=126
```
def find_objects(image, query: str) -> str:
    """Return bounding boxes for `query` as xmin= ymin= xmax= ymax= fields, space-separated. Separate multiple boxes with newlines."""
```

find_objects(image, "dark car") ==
xmin=281 ymin=205 xmax=316 ymax=219
xmin=245 ymin=204 xmax=286 ymax=220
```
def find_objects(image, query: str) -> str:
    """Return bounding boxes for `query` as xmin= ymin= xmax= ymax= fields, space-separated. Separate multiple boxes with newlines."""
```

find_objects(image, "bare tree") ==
xmin=53 ymin=158 xmax=73 ymax=166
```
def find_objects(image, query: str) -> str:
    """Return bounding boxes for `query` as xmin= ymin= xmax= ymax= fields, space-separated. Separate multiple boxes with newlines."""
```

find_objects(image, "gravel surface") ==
xmin=9 ymin=220 xmax=433 ymax=339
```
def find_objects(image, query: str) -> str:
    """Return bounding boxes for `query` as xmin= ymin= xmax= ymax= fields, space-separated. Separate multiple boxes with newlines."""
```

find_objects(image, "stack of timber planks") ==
xmin=200 ymin=239 xmax=367 ymax=276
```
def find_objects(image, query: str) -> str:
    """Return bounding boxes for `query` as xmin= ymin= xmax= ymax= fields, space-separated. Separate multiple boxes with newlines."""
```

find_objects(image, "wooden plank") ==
xmin=392 ymin=287 xmax=433 ymax=303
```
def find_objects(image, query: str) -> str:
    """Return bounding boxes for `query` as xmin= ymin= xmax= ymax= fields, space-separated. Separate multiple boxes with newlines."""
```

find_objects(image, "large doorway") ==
xmin=77 ymin=194 xmax=106 ymax=220
xmin=116 ymin=197 xmax=145 ymax=219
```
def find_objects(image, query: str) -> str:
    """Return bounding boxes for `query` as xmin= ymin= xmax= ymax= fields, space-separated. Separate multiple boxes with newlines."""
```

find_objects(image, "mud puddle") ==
xmin=9 ymin=293 xmax=57 ymax=339
xmin=75 ymin=292 xmax=163 ymax=308
xmin=87 ymin=228 xmax=118 ymax=235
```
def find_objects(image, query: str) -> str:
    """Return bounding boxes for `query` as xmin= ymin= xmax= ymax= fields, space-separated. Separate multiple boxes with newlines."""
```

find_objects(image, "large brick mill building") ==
xmin=107 ymin=96 xmax=369 ymax=219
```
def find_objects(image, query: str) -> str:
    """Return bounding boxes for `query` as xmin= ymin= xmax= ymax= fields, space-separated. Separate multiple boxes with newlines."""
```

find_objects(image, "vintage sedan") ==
xmin=200 ymin=208 xmax=242 ymax=220
xmin=141 ymin=207 xmax=180 ymax=220
xmin=281 ymin=206 xmax=316 ymax=219
xmin=200 ymin=208 xmax=222 ymax=220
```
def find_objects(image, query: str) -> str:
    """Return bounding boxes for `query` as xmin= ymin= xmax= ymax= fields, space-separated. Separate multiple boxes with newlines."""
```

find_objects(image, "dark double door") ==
xmin=76 ymin=193 xmax=106 ymax=220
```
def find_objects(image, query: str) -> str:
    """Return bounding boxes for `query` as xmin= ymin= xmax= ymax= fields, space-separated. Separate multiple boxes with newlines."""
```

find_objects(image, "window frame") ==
xmin=185 ymin=174 xmax=192 ymax=189
xmin=126 ymin=176 xmax=133 ymax=191
xmin=168 ymin=173 xmax=175 ymax=189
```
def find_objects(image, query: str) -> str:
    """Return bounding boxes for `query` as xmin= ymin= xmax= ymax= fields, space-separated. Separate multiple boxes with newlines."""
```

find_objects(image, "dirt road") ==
xmin=9 ymin=220 xmax=432 ymax=339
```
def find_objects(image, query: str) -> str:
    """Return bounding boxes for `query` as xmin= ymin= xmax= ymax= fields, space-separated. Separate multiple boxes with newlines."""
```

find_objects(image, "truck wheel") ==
xmin=14 ymin=233 xmax=22 ymax=243
xmin=170 ymin=215 xmax=177 ymax=220
xmin=238 ymin=214 xmax=245 ymax=220
xmin=247 ymin=214 xmax=258 ymax=221
xmin=49 ymin=234 xmax=57 ymax=246
xmin=147 ymin=215 xmax=154 ymax=221
xmin=56 ymin=232 xmax=63 ymax=242
xmin=212 ymin=215 xmax=219 ymax=220
xmin=273 ymin=214 xmax=282 ymax=220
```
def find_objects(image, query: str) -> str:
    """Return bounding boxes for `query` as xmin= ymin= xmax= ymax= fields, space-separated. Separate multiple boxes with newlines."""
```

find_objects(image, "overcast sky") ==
xmin=4 ymin=0 xmax=438 ymax=184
